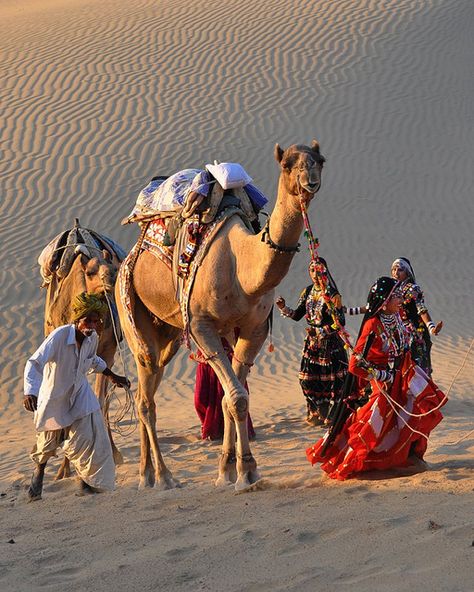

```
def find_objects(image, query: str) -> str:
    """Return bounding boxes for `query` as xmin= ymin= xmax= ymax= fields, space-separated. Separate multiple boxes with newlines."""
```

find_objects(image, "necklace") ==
xmin=380 ymin=313 xmax=407 ymax=356
xmin=306 ymin=286 xmax=325 ymax=325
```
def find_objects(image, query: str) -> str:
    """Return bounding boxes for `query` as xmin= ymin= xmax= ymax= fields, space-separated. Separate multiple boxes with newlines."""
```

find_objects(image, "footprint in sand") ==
xmin=165 ymin=545 xmax=196 ymax=558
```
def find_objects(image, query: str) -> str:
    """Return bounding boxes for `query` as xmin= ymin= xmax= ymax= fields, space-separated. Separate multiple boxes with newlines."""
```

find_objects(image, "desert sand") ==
xmin=0 ymin=0 xmax=473 ymax=590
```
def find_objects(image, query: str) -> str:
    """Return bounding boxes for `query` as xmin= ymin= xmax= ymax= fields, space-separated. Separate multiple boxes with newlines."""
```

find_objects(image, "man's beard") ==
xmin=83 ymin=329 xmax=95 ymax=337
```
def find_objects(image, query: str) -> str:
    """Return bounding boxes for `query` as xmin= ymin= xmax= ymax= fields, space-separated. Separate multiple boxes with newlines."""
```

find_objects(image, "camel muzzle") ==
xmin=302 ymin=181 xmax=320 ymax=194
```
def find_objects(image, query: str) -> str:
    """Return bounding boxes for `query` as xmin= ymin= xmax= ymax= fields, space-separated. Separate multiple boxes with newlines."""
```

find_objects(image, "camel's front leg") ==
xmin=229 ymin=322 xmax=270 ymax=491
xmin=190 ymin=319 xmax=257 ymax=490
xmin=218 ymin=396 xmax=237 ymax=485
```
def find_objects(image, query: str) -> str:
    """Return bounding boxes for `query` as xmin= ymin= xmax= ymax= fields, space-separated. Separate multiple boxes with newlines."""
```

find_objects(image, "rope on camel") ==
xmin=299 ymin=199 xmax=353 ymax=352
xmin=360 ymin=336 xmax=473 ymax=445
xmin=439 ymin=337 xmax=474 ymax=446
xmin=102 ymin=284 xmax=138 ymax=436
xmin=370 ymin=337 xmax=473 ymax=422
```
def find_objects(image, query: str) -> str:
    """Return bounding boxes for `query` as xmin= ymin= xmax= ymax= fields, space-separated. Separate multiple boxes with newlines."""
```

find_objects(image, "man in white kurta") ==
xmin=24 ymin=293 xmax=129 ymax=501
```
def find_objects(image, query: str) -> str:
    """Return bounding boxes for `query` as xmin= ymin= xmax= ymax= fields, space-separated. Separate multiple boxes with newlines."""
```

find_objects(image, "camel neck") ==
xmin=242 ymin=177 xmax=304 ymax=296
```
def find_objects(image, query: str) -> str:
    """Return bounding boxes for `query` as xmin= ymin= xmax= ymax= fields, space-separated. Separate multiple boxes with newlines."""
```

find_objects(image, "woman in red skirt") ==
xmin=306 ymin=276 xmax=447 ymax=480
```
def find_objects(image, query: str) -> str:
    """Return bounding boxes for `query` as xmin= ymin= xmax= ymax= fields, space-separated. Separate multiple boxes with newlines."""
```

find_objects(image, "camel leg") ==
xmin=54 ymin=458 xmax=71 ymax=480
xmin=116 ymin=270 xmax=182 ymax=489
xmin=190 ymin=319 xmax=255 ymax=490
xmin=229 ymin=321 xmax=270 ymax=491
xmin=136 ymin=364 xmax=179 ymax=490
xmin=229 ymin=370 xmax=261 ymax=492
xmin=216 ymin=396 xmax=237 ymax=486
xmin=138 ymin=414 xmax=155 ymax=488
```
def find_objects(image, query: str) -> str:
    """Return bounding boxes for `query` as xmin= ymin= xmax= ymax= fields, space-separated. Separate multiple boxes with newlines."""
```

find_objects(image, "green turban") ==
xmin=71 ymin=292 xmax=108 ymax=323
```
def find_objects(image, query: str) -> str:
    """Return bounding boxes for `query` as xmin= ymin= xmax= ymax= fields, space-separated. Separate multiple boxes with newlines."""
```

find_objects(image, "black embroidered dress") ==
xmin=290 ymin=284 xmax=348 ymax=422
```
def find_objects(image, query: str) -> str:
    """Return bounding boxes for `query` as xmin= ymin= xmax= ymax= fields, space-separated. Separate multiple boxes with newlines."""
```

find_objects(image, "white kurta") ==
xmin=24 ymin=324 xmax=107 ymax=432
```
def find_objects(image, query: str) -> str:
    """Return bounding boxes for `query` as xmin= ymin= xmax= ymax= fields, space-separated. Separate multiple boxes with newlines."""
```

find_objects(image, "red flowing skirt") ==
xmin=306 ymin=355 xmax=447 ymax=480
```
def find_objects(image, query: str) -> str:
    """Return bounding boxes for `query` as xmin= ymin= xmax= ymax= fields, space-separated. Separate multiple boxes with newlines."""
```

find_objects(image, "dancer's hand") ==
xmin=276 ymin=296 xmax=286 ymax=309
xmin=433 ymin=321 xmax=443 ymax=335
xmin=367 ymin=367 xmax=394 ymax=384
xmin=355 ymin=355 xmax=371 ymax=370
xmin=23 ymin=395 xmax=37 ymax=412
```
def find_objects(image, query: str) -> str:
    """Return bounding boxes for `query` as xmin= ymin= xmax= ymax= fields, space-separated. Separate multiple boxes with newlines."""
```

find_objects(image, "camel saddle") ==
xmin=122 ymin=174 xmax=259 ymax=229
xmin=38 ymin=219 xmax=127 ymax=285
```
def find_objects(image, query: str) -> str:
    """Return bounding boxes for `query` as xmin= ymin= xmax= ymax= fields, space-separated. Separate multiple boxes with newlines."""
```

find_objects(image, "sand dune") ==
xmin=0 ymin=0 xmax=473 ymax=590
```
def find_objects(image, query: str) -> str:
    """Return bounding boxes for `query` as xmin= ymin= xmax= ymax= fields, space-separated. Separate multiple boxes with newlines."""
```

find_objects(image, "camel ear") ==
xmin=102 ymin=249 xmax=112 ymax=262
xmin=310 ymin=139 xmax=320 ymax=153
xmin=274 ymin=143 xmax=284 ymax=163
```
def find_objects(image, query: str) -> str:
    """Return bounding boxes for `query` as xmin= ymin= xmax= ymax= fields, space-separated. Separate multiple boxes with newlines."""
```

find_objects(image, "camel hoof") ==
xmin=215 ymin=475 xmax=234 ymax=487
xmin=138 ymin=474 xmax=155 ymax=490
xmin=234 ymin=470 xmax=262 ymax=493
xmin=155 ymin=473 xmax=180 ymax=491
xmin=217 ymin=452 xmax=237 ymax=485
xmin=138 ymin=479 xmax=155 ymax=490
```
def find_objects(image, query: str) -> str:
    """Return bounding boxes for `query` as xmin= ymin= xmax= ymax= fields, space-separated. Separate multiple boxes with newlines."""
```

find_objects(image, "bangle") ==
xmin=348 ymin=307 xmax=362 ymax=315
xmin=279 ymin=307 xmax=292 ymax=318
xmin=372 ymin=368 xmax=391 ymax=382
xmin=427 ymin=321 xmax=435 ymax=334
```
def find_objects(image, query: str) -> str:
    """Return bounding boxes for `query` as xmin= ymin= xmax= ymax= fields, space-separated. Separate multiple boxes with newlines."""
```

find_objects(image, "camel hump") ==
xmin=38 ymin=223 xmax=126 ymax=285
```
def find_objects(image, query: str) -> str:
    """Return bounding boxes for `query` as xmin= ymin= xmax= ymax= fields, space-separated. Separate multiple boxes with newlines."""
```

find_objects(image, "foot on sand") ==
xmin=305 ymin=414 xmax=325 ymax=427
xmin=75 ymin=479 xmax=99 ymax=496
xmin=407 ymin=455 xmax=429 ymax=472
xmin=27 ymin=464 xmax=46 ymax=502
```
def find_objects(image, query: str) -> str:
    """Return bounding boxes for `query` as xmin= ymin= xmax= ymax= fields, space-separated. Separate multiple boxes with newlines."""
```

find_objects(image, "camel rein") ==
xmin=101 ymin=282 xmax=138 ymax=436
xmin=298 ymin=195 xmax=353 ymax=352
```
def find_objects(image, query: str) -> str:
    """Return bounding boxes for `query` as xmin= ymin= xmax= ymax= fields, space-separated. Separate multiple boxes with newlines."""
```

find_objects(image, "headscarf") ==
xmin=309 ymin=256 xmax=340 ymax=296
xmin=357 ymin=276 xmax=398 ymax=339
xmin=391 ymin=257 xmax=415 ymax=282
xmin=71 ymin=292 xmax=108 ymax=323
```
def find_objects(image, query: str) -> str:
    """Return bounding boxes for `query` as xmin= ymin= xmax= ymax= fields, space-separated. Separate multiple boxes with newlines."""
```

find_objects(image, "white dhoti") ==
xmin=30 ymin=410 xmax=115 ymax=491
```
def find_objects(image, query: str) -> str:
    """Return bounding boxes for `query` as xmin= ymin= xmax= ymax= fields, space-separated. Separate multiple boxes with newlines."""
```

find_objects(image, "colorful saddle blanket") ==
xmin=122 ymin=167 xmax=268 ymax=226
xmin=141 ymin=219 xmax=174 ymax=270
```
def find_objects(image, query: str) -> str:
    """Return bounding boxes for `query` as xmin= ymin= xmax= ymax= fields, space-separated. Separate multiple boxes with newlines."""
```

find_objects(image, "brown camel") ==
xmin=117 ymin=141 xmax=325 ymax=491
xmin=44 ymin=247 xmax=124 ymax=476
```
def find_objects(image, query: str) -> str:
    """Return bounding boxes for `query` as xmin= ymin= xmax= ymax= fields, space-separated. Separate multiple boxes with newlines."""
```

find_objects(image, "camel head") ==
xmin=80 ymin=249 xmax=118 ymax=294
xmin=274 ymin=140 xmax=325 ymax=206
